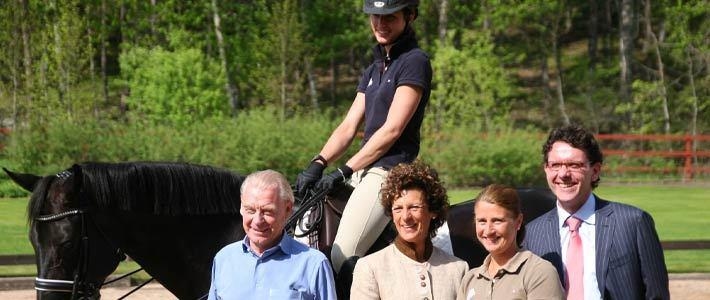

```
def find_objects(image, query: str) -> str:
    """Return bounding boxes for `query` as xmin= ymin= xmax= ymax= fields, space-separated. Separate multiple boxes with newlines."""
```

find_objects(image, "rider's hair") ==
xmin=380 ymin=160 xmax=448 ymax=239
xmin=474 ymin=184 xmax=525 ymax=247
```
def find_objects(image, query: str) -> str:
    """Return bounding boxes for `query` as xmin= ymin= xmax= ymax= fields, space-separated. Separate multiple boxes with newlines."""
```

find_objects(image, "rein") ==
xmin=286 ymin=188 xmax=329 ymax=238
xmin=34 ymin=208 xmax=150 ymax=299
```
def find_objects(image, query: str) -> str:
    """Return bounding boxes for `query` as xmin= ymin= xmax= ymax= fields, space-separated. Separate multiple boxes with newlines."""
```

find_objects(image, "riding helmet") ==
xmin=363 ymin=0 xmax=419 ymax=15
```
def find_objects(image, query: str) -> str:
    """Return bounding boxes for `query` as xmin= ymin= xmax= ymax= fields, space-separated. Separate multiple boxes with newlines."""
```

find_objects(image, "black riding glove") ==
xmin=315 ymin=165 xmax=353 ymax=193
xmin=296 ymin=160 xmax=326 ymax=195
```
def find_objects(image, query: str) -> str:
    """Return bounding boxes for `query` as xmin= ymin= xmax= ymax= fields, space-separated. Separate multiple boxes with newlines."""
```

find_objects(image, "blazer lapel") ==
xmin=594 ymin=197 xmax=614 ymax=294
xmin=544 ymin=210 xmax=564 ymax=281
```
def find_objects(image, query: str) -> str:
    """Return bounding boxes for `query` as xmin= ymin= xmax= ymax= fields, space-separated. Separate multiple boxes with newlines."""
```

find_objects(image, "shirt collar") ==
xmin=475 ymin=250 xmax=532 ymax=279
xmin=372 ymin=28 xmax=418 ymax=62
xmin=557 ymin=193 xmax=596 ymax=230
xmin=241 ymin=231 xmax=291 ymax=258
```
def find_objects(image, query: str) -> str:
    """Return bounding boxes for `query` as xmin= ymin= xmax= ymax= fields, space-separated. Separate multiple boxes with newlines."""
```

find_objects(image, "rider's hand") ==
xmin=296 ymin=160 xmax=326 ymax=195
xmin=315 ymin=165 xmax=353 ymax=193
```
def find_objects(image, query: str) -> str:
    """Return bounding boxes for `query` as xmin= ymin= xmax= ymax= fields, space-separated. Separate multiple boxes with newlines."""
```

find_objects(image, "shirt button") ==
xmin=420 ymin=282 xmax=426 ymax=287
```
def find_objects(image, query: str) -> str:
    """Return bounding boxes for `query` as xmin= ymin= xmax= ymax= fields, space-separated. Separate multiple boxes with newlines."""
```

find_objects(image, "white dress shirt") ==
xmin=557 ymin=194 xmax=602 ymax=300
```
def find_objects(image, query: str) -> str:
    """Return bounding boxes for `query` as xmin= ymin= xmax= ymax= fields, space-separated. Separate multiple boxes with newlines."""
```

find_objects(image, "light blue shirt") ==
xmin=208 ymin=232 xmax=337 ymax=300
xmin=557 ymin=194 xmax=602 ymax=300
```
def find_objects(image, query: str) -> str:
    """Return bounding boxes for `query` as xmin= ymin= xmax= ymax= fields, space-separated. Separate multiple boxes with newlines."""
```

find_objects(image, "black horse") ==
xmin=5 ymin=162 xmax=555 ymax=299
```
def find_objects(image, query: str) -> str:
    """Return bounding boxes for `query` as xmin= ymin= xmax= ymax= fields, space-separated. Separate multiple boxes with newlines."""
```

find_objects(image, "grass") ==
xmin=0 ymin=198 xmax=32 ymax=254
xmin=2 ymin=185 xmax=709 ymax=274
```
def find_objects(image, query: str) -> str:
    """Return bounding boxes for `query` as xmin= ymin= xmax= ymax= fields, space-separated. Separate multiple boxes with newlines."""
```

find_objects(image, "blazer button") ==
xmin=420 ymin=281 xmax=426 ymax=287
xmin=419 ymin=275 xmax=425 ymax=280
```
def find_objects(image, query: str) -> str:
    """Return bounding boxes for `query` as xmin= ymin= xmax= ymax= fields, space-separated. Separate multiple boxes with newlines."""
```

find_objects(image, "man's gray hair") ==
xmin=240 ymin=169 xmax=295 ymax=204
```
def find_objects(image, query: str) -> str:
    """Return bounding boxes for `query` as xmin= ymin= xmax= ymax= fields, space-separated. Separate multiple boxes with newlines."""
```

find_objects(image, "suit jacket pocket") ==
xmin=608 ymin=252 xmax=632 ymax=269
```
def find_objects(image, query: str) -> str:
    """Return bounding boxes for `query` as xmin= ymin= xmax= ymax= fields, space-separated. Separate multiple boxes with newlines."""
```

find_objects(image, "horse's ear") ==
xmin=3 ymin=167 xmax=42 ymax=192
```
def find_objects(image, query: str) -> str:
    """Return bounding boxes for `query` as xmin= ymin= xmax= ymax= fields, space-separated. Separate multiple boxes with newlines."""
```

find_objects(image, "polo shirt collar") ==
xmin=372 ymin=28 xmax=418 ymax=62
xmin=475 ymin=250 xmax=532 ymax=279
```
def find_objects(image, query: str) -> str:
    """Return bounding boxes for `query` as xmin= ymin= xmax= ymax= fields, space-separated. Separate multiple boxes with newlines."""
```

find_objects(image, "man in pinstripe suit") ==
xmin=523 ymin=124 xmax=670 ymax=300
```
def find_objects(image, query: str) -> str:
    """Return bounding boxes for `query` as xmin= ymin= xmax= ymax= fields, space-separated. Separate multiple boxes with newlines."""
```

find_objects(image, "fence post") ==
xmin=684 ymin=135 xmax=693 ymax=181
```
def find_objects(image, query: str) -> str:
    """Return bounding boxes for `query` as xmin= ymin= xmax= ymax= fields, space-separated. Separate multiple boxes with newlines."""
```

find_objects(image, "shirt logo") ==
xmin=374 ymin=1 xmax=385 ymax=8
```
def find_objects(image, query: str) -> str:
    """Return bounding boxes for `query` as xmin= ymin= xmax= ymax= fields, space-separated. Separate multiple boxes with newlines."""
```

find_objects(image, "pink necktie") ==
xmin=566 ymin=216 xmax=584 ymax=300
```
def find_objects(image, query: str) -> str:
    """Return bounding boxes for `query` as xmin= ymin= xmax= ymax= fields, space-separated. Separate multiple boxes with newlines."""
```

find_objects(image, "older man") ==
xmin=208 ymin=170 xmax=336 ymax=299
xmin=523 ymin=124 xmax=669 ymax=300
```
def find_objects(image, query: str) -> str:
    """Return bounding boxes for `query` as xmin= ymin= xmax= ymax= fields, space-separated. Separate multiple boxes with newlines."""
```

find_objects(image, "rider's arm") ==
xmin=316 ymin=92 xmax=366 ymax=165
xmin=344 ymin=84 xmax=422 ymax=171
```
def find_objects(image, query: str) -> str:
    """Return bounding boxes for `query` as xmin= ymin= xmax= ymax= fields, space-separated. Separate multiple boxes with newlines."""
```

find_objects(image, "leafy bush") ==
xmin=421 ymin=127 xmax=545 ymax=187
xmin=1 ymin=112 xmax=547 ymax=197
xmin=120 ymin=46 xmax=229 ymax=126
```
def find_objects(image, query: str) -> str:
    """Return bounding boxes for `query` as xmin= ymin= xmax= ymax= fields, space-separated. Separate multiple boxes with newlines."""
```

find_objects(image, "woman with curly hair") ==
xmin=351 ymin=161 xmax=468 ymax=299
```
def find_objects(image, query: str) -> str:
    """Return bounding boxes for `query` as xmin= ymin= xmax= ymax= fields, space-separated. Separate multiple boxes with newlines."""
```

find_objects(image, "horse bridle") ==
xmin=33 ymin=171 xmax=149 ymax=300
xmin=33 ymin=208 xmax=99 ymax=299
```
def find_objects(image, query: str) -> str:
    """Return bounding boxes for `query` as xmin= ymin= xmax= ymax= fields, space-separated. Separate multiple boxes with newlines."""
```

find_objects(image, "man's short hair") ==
xmin=240 ymin=170 xmax=294 ymax=204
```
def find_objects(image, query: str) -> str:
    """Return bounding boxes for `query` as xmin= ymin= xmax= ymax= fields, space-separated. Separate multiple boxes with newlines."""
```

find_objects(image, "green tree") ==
xmin=120 ymin=46 xmax=228 ymax=126
xmin=431 ymin=29 xmax=514 ymax=132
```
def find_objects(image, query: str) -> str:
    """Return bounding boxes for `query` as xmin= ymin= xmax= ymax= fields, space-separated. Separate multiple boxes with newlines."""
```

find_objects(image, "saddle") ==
xmin=289 ymin=184 xmax=396 ymax=262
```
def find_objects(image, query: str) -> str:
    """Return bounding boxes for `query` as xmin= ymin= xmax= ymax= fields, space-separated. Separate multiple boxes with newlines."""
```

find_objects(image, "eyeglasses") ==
xmin=392 ymin=204 xmax=427 ymax=215
xmin=545 ymin=161 xmax=589 ymax=172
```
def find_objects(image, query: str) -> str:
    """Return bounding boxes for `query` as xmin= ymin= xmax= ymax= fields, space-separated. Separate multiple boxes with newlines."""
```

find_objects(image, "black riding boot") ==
xmin=335 ymin=256 xmax=359 ymax=300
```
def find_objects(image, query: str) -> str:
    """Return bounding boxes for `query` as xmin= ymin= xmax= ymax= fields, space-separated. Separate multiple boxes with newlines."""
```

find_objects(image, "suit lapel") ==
xmin=594 ymin=197 xmax=614 ymax=294
xmin=543 ymin=210 xmax=564 ymax=280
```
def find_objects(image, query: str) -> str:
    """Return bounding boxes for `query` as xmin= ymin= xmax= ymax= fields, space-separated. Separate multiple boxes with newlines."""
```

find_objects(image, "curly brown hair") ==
xmin=380 ymin=160 xmax=449 ymax=239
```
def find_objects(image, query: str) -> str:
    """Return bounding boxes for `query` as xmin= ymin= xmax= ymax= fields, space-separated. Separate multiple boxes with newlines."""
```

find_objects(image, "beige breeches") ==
xmin=330 ymin=167 xmax=390 ymax=273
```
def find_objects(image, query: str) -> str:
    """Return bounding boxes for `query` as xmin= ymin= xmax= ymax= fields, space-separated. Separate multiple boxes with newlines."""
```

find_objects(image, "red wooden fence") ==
xmin=596 ymin=134 xmax=710 ymax=181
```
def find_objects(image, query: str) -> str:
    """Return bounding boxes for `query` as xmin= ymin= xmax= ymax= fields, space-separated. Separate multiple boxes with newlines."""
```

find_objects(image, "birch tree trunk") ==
xmin=619 ymin=0 xmax=635 ymax=128
xmin=687 ymin=46 xmax=698 ymax=164
xmin=552 ymin=28 xmax=570 ymax=125
xmin=20 ymin=0 xmax=33 ymax=109
xmin=306 ymin=59 xmax=318 ymax=110
xmin=52 ymin=0 xmax=68 ymax=108
xmin=101 ymin=0 xmax=109 ymax=107
xmin=649 ymin=26 xmax=670 ymax=133
xmin=541 ymin=54 xmax=554 ymax=128
xmin=585 ymin=0 xmax=599 ymax=131
xmin=211 ymin=0 xmax=240 ymax=116
xmin=437 ymin=0 xmax=448 ymax=44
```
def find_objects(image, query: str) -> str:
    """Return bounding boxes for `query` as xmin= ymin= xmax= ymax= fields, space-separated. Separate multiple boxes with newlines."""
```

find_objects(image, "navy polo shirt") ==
xmin=356 ymin=30 xmax=432 ymax=169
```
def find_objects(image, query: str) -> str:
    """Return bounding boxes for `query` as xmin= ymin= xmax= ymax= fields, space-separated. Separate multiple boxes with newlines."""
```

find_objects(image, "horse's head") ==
xmin=5 ymin=166 xmax=123 ymax=300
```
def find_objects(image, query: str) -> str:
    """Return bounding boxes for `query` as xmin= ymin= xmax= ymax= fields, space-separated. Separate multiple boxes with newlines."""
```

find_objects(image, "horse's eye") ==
xmin=60 ymin=241 xmax=74 ymax=251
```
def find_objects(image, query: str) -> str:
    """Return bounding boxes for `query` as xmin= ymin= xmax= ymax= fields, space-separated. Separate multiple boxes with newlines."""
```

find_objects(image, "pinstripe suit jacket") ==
xmin=523 ymin=196 xmax=670 ymax=300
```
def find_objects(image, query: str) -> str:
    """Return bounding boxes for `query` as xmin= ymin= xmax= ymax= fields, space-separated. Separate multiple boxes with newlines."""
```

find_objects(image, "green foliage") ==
xmin=2 ymin=109 xmax=338 ymax=182
xmin=120 ymin=45 xmax=229 ymax=125
xmin=421 ymin=127 xmax=545 ymax=187
xmin=431 ymin=30 xmax=514 ymax=131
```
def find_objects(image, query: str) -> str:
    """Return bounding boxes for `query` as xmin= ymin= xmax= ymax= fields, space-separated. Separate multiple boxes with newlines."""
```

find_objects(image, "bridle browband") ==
xmin=33 ymin=171 xmax=151 ymax=300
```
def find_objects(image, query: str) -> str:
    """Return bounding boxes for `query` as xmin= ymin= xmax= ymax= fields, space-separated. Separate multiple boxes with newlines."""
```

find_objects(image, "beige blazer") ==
xmin=351 ymin=244 xmax=469 ymax=300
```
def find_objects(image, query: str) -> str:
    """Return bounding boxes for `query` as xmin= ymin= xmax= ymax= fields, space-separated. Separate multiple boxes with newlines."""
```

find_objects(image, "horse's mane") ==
xmin=78 ymin=162 xmax=245 ymax=216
